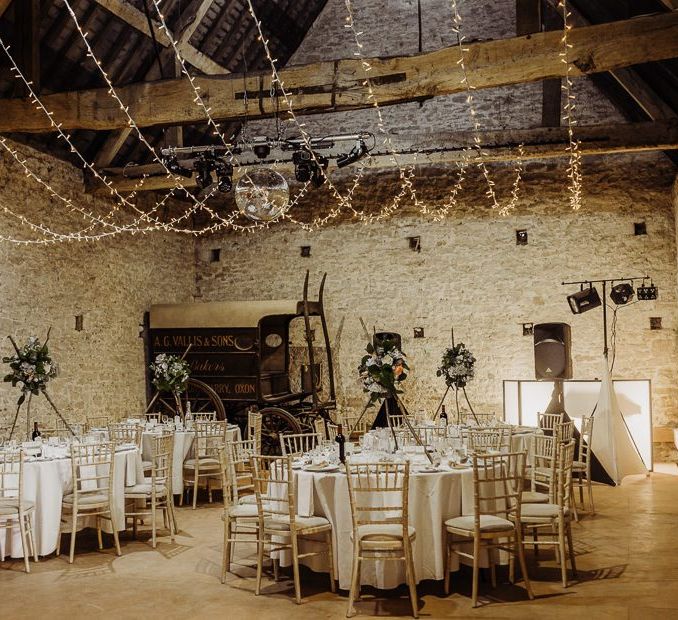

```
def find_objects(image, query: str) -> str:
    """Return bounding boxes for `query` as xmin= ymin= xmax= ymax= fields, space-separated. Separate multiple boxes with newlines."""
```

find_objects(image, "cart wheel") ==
xmin=259 ymin=407 xmax=302 ymax=455
xmin=148 ymin=378 xmax=226 ymax=421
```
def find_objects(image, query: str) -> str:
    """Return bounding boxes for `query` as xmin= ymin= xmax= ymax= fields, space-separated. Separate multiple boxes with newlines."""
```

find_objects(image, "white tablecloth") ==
xmin=141 ymin=425 xmax=241 ymax=495
xmin=0 ymin=447 xmax=143 ymax=558
xmin=286 ymin=466 xmax=476 ymax=590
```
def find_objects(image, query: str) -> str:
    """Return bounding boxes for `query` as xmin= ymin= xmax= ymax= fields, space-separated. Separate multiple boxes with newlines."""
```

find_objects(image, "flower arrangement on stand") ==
xmin=149 ymin=353 xmax=191 ymax=417
xmin=2 ymin=329 xmax=73 ymax=439
xmin=358 ymin=339 xmax=408 ymax=404
xmin=436 ymin=342 xmax=478 ymax=424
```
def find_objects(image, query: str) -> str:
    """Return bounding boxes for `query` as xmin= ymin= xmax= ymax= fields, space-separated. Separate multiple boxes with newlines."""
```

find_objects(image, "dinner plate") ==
xmin=415 ymin=466 xmax=440 ymax=474
xmin=449 ymin=463 xmax=471 ymax=470
xmin=303 ymin=463 xmax=340 ymax=473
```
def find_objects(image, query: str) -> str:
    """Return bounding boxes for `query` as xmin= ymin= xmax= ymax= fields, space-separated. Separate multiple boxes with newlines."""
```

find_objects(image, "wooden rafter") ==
xmin=3 ymin=12 xmax=678 ymax=134
xmin=85 ymin=120 xmax=678 ymax=194
xmin=92 ymin=0 xmax=225 ymax=75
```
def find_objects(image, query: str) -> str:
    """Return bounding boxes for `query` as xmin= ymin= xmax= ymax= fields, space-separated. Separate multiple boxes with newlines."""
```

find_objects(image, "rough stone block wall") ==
xmin=0 ymin=140 xmax=195 ymax=432
xmin=195 ymin=155 xmax=678 ymax=458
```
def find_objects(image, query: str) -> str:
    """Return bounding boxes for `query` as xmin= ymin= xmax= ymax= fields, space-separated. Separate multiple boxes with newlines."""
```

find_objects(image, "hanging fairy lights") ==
xmin=558 ymin=0 xmax=583 ymax=211
xmin=0 ymin=0 xmax=585 ymax=244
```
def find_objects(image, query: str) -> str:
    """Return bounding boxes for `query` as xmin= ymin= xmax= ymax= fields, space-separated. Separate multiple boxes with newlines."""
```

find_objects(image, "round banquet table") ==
xmin=0 ymin=446 xmax=144 ymax=559
xmin=282 ymin=465 xmax=479 ymax=590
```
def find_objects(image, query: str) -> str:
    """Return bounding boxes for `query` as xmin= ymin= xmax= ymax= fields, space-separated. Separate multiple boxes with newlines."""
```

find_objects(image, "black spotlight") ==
xmin=252 ymin=137 xmax=271 ymax=159
xmin=567 ymin=286 xmax=601 ymax=314
xmin=638 ymin=282 xmax=659 ymax=300
xmin=610 ymin=282 xmax=635 ymax=305
xmin=311 ymin=154 xmax=328 ymax=188
xmin=163 ymin=155 xmax=192 ymax=178
xmin=195 ymin=161 xmax=214 ymax=190
xmin=216 ymin=162 xmax=233 ymax=193
xmin=293 ymin=149 xmax=315 ymax=183
xmin=336 ymin=139 xmax=369 ymax=168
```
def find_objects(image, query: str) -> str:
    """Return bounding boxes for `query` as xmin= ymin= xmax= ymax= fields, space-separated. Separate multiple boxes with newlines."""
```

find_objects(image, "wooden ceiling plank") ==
xmin=87 ymin=120 xmax=678 ymax=193
xmin=3 ymin=12 xmax=678 ymax=133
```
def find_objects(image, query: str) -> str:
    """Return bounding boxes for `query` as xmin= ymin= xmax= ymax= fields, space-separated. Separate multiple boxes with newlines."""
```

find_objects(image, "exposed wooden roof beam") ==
xmin=92 ymin=0 xmax=226 ymax=75
xmin=3 ymin=12 xmax=678 ymax=134
xmin=86 ymin=120 xmax=678 ymax=194
xmin=0 ymin=0 xmax=12 ymax=18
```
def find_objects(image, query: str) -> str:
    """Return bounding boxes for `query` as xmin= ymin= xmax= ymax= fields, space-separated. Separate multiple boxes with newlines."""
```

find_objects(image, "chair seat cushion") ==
xmin=184 ymin=458 xmax=220 ymax=469
xmin=522 ymin=503 xmax=568 ymax=519
xmin=228 ymin=504 xmax=260 ymax=519
xmin=142 ymin=460 xmax=153 ymax=470
xmin=521 ymin=491 xmax=549 ymax=503
xmin=573 ymin=461 xmax=587 ymax=471
xmin=124 ymin=481 xmax=168 ymax=496
xmin=264 ymin=514 xmax=330 ymax=532
xmin=354 ymin=523 xmax=416 ymax=541
xmin=445 ymin=514 xmax=514 ymax=533
xmin=0 ymin=500 xmax=35 ymax=515
xmin=62 ymin=493 xmax=109 ymax=506
xmin=238 ymin=493 xmax=257 ymax=505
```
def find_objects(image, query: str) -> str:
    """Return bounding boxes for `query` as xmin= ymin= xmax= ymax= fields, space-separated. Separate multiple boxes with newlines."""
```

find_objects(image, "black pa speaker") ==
xmin=373 ymin=331 xmax=402 ymax=351
xmin=534 ymin=323 xmax=572 ymax=380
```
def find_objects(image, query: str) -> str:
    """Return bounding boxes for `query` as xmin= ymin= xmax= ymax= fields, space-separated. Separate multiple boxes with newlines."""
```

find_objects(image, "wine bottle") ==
xmin=31 ymin=421 xmax=41 ymax=441
xmin=335 ymin=423 xmax=346 ymax=464
xmin=440 ymin=405 xmax=448 ymax=426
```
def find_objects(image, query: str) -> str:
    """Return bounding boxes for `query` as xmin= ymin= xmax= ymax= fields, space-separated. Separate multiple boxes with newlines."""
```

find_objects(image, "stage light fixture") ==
xmin=293 ymin=150 xmax=328 ymax=187
xmin=610 ymin=282 xmax=634 ymax=305
xmin=637 ymin=282 xmax=658 ymax=300
xmin=216 ymin=162 xmax=233 ymax=193
xmin=251 ymin=137 xmax=271 ymax=160
xmin=567 ymin=286 xmax=601 ymax=314
xmin=163 ymin=155 xmax=192 ymax=178
xmin=195 ymin=161 xmax=214 ymax=190
xmin=336 ymin=139 xmax=369 ymax=168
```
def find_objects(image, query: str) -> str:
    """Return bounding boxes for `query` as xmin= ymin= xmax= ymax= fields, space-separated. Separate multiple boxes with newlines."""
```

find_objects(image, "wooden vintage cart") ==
xmin=144 ymin=272 xmax=336 ymax=453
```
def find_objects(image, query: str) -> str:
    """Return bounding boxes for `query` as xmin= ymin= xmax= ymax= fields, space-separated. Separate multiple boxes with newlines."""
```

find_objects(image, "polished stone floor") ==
xmin=1 ymin=473 xmax=677 ymax=619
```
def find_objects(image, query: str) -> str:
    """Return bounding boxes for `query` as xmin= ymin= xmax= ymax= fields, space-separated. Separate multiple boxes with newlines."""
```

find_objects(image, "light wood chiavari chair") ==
xmin=251 ymin=455 xmax=335 ymax=604
xmin=124 ymin=433 xmax=177 ymax=547
xmin=467 ymin=429 xmax=504 ymax=453
xmin=522 ymin=434 xmax=557 ymax=505
xmin=108 ymin=422 xmax=142 ymax=450
xmin=573 ymin=414 xmax=595 ymax=514
xmin=56 ymin=418 xmax=81 ymax=438
xmin=219 ymin=444 xmax=261 ymax=582
xmin=538 ymin=411 xmax=565 ymax=436
xmin=345 ymin=460 xmax=418 ymax=617
xmin=247 ymin=410 xmax=263 ymax=453
xmin=518 ymin=440 xmax=578 ymax=587
xmin=411 ymin=425 xmax=447 ymax=446
xmin=0 ymin=450 xmax=38 ymax=572
xmin=462 ymin=412 xmax=496 ymax=427
xmin=444 ymin=451 xmax=533 ymax=607
xmin=182 ymin=420 xmax=226 ymax=509
xmin=145 ymin=412 xmax=162 ymax=424
xmin=58 ymin=441 xmax=121 ymax=563
xmin=555 ymin=420 xmax=575 ymax=444
xmin=87 ymin=415 xmax=109 ymax=431
xmin=280 ymin=432 xmax=319 ymax=457
xmin=226 ymin=438 xmax=258 ymax=506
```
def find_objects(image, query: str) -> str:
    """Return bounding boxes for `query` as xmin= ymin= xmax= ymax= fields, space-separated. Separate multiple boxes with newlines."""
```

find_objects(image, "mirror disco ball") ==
xmin=235 ymin=169 xmax=289 ymax=222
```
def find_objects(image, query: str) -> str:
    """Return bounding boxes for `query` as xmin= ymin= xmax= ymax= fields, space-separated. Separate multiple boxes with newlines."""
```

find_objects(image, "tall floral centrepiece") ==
xmin=358 ymin=339 xmax=409 ymax=404
xmin=3 ymin=335 xmax=57 ymax=405
xmin=149 ymin=353 xmax=191 ymax=417
xmin=437 ymin=342 xmax=476 ymax=389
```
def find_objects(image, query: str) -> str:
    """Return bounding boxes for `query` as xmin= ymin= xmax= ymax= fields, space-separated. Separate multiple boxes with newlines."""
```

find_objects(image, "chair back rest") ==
xmin=538 ymin=411 xmax=565 ymax=435
xmin=108 ymin=422 xmax=142 ymax=449
xmin=251 ymin=455 xmax=295 ymax=525
xmin=193 ymin=421 xmax=226 ymax=459
xmin=87 ymin=416 xmax=109 ymax=430
xmin=57 ymin=419 xmax=81 ymax=438
xmin=225 ymin=438 xmax=258 ymax=502
xmin=531 ymin=434 xmax=557 ymax=498
xmin=555 ymin=420 xmax=575 ymax=444
xmin=326 ymin=422 xmax=339 ymax=441
xmin=219 ymin=445 xmax=236 ymax=510
xmin=70 ymin=441 xmax=116 ymax=503
xmin=247 ymin=410 xmax=262 ymax=452
xmin=193 ymin=412 xmax=217 ymax=422
xmin=555 ymin=439 xmax=576 ymax=510
xmin=472 ymin=451 xmax=526 ymax=523
xmin=412 ymin=425 xmax=446 ymax=445
xmin=345 ymin=460 xmax=410 ymax=538
xmin=145 ymin=412 xmax=162 ymax=423
xmin=150 ymin=433 xmax=173 ymax=490
xmin=280 ymin=432 xmax=318 ymax=457
xmin=313 ymin=417 xmax=327 ymax=440
xmin=467 ymin=429 xmax=504 ymax=452
xmin=0 ymin=450 xmax=23 ymax=500
xmin=387 ymin=414 xmax=409 ymax=429
xmin=578 ymin=414 xmax=594 ymax=464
